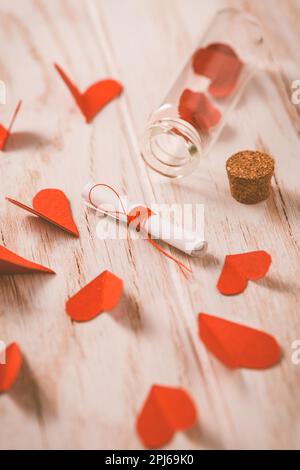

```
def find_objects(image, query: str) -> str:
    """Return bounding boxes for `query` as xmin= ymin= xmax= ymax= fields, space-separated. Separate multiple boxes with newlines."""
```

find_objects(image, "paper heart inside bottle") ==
xmin=141 ymin=8 xmax=263 ymax=178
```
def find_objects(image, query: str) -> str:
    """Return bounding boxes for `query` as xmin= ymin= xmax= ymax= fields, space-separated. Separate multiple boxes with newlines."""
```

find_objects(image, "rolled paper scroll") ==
xmin=82 ymin=182 xmax=206 ymax=256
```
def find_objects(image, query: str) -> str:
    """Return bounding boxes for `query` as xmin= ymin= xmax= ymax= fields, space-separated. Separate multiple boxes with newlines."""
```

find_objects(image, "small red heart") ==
xmin=192 ymin=43 xmax=243 ymax=98
xmin=217 ymin=250 xmax=271 ymax=295
xmin=0 ymin=101 xmax=22 ymax=151
xmin=136 ymin=385 xmax=197 ymax=448
xmin=0 ymin=343 xmax=22 ymax=392
xmin=0 ymin=125 xmax=9 ymax=151
xmin=66 ymin=270 xmax=123 ymax=322
xmin=0 ymin=245 xmax=54 ymax=275
xmin=7 ymin=188 xmax=79 ymax=237
xmin=54 ymin=64 xmax=123 ymax=123
xmin=179 ymin=89 xmax=221 ymax=133
xmin=198 ymin=313 xmax=281 ymax=369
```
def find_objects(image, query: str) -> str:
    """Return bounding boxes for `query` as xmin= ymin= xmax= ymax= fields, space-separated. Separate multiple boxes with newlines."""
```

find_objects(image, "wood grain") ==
xmin=0 ymin=0 xmax=299 ymax=449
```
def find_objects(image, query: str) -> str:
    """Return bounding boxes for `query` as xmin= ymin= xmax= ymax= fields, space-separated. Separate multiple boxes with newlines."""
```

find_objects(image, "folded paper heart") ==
xmin=54 ymin=64 xmax=123 ymax=123
xmin=179 ymin=89 xmax=221 ymax=133
xmin=192 ymin=43 xmax=243 ymax=98
xmin=217 ymin=250 xmax=271 ymax=295
xmin=6 ymin=189 xmax=79 ymax=237
xmin=198 ymin=313 xmax=281 ymax=369
xmin=0 ymin=245 xmax=54 ymax=275
xmin=0 ymin=100 xmax=22 ymax=151
xmin=136 ymin=384 xmax=197 ymax=448
xmin=66 ymin=270 xmax=123 ymax=322
xmin=0 ymin=343 xmax=22 ymax=392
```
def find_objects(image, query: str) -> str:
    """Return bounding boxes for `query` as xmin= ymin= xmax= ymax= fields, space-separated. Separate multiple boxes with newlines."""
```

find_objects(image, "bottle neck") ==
xmin=141 ymin=117 xmax=202 ymax=178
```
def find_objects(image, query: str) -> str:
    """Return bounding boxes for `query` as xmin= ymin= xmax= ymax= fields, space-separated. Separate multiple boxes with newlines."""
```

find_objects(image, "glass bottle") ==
xmin=141 ymin=8 xmax=265 ymax=178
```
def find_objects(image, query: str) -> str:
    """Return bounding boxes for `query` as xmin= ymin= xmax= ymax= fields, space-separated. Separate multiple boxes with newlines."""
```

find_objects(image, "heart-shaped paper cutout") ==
xmin=217 ymin=250 xmax=271 ymax=295
xmin=66 ymin=270 xmax=123 ymax=322
xmin=136 ymin=384 xmax=197 ymax=448
xmin=54 ymin=64 xmax=123 ymax=123
xmin=179 ymin=89 xmax=221 ymax=133
xmin=0 ymin=343 xmax=22 ymax=392
xmin=0 ymin=245 xmax=54 ymax=275
xmin=192 ymin=43 xmax=243 ymax=98
xmin=7 ymin=189 xmax=79 ymax=237
xmin=0 ymin=125 xmax=9 ymax=151
xmin=0 ymin=101 xmax=22 ymax=151
xmin=198 ymin=313 xmax=281 ymax=369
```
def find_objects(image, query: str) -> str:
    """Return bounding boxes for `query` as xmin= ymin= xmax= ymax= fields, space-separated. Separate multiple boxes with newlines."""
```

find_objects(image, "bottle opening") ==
xmin=141 ymin=118 xmax=202 ymax=178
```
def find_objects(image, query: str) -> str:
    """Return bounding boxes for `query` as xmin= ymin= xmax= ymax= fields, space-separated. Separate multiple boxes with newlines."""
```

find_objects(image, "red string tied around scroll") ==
xmin=88 ymin=183 xmax=192 ymax=278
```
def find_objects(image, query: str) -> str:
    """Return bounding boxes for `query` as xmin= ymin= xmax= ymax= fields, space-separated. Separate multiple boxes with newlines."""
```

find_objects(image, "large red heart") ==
xmin=7 ymin=188 xmax=79 ymax=237
xmin=0 ymin=245 xmax=54 ymax=275
xmin=192 ymin=43 xmax=243 ymax=98
xmin=198 ymin=313 xmax=281 ymax=369
xmin=66 ymin=270 xmax=123 ymax=322
xmin=217 ymin=250 xmax=271 ymax=295
xmin=0 ymin=343 xmax=22 ymax=392
xmin=136 ymin=385 xmax=197 ymax=448
xmin=54 ymin=64 xmax=123 ymax=123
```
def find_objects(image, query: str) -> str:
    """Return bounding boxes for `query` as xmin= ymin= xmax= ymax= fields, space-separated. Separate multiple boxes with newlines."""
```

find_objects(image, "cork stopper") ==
xmin=226 ymin=150 xmax=274 ymax=204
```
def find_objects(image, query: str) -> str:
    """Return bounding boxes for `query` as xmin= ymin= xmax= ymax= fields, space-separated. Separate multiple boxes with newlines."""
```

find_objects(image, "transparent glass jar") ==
xmin=141 ymin=8 xmax=265 ymax=178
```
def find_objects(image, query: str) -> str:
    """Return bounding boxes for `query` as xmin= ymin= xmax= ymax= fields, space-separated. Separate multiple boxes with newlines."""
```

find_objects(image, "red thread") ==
xmin=88 ymin=183 xmax=192 ymax=278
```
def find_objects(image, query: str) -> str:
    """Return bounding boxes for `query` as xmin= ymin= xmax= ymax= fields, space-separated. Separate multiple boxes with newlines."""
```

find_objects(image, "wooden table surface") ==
xmin=0 ymin=0 xmax=300 ymax=450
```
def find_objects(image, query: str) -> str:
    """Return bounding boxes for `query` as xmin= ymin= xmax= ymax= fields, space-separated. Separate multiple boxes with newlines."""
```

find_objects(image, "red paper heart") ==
xmin=7 ymin=189 xmax=79 ymax=237
xmin=192 ymin=43 xmax=243 ymax=98
xmin=0 ymin=343 xmax=22 ymax=392
xmin=179 ymin=89 xmax=221 ymax=133
xmin=0 ymin=101 xmax=22 ymax=151
xmin=198 ymin=313 xmax=281 ymax=369
xmin=0 ymin=245 xmax=54 ymax=275
xmin=54 ymin=64 xmax=123 ymax=123
xmin=217 ymin=250 xmax=271 ymax=295
xmin=136 ymin=385 xmax=197 ymax=448
xmin=66 ymin=270 xmax=123 ymax=322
